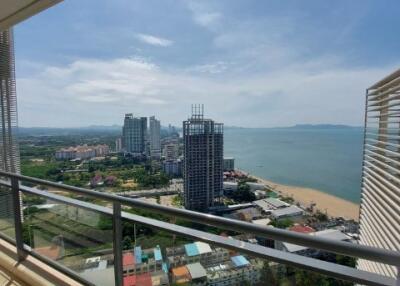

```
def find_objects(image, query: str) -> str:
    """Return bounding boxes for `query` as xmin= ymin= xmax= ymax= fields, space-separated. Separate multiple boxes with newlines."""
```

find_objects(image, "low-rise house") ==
xmin=123 ymin=273 xmax=153 ymax=286
xmin=187 ymin=263 xmax=207 ymax=286
xmin=245 ymin=182 xmax=266 ymax=191
xmin=207 ymin=257 xmax=263 ymax=286
xmin=123 ymin=246 xmax=164 ymax=276
xmin=253 ymin=198 xmax=290 ymax=214
xmin=55 ymin=144 xmax=109 ymax=160
xmin=252 ymin=189 xmax=267 ymax=199
xmin=276 ymin=229 xmax=353 ymax=257
xmin=270 ymin=205 xmax=304 ymax=221
xmin=224 ymin=207 xmax=262 ymax=222
xmin=289 ymin=225 xmax=315 ymax=234
xmin=251 ymin=218 xmax=271 ymax=227
xmin=223 ymin=181 xmax=238 ymax=193
xmin=166 ymin=242 xmax=229 ymax=268
xmin=171 ymin=265 xmax=191 ymax=285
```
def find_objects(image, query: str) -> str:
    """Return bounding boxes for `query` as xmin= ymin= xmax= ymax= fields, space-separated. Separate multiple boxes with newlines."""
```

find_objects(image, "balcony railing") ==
xmin=0 ymin=170 xmax=398 ymax=286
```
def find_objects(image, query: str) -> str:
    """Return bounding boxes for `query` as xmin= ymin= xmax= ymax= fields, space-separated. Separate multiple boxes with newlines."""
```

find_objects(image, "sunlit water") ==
xmin=224 ymin=127 xmax=364 ymax=203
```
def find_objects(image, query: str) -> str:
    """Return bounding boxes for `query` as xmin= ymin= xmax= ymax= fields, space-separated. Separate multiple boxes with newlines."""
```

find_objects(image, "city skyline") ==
xmin=13 ymin=0 xmax=400 ymax=128
xmin=0 ymin=2 xmax=398 ymax=286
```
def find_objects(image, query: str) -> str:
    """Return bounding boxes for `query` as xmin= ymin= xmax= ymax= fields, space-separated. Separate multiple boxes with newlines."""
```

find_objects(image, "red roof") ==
xmin=123 ymin=252 xmax=135 ymax=267
xmin=136 ymin=273 xmax=152 ymax=286
xmin=123 ymin=273 xmax=152 ymax=286
xmin=124 ymin=275 xmax=136 ymax=286
xmin=289 ymin=225 xmax=315 ymax=234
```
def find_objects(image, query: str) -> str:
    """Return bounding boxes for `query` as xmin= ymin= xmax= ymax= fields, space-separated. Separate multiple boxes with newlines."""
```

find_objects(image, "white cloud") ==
xmin=140 ymin=98 xmax=167 ymax=105
xmin=16 ymin=56 xmax=398 ymax=128
xmin=185 ymin=1 xmax=221 ymax=29
xmin=193 ymin=12 xmax=221 ymax=27
xmin=135 ymin=33 xmax=173 ymax=47
xmin=188 ymin=61 xmax=228 ymax=74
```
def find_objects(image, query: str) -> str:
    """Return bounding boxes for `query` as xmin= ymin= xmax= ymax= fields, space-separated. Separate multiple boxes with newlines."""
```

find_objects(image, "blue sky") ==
xmin=14 ymin=0 xmax=400 ymax=127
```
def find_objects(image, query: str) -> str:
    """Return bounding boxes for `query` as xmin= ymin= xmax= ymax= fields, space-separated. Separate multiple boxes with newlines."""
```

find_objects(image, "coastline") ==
xmin=246 ymin=173 xmax=360 ymax=221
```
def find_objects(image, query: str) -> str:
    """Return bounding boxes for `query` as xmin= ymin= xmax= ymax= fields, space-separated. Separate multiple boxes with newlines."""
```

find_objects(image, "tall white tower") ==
xmin=149 ymin=116 xmax=161 ymax=159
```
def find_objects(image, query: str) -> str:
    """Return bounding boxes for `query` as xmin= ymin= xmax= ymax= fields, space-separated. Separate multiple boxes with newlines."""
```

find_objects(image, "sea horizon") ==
xmin=225 ymin=127 xmax=364 ymax=204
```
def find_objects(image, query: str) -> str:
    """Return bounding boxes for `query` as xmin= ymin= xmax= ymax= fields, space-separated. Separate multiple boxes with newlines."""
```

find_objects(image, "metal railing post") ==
xmin=11 ymin=176 xmax=24 ymax=261
xmin=113 ymin=202 xmax=123 ymax=286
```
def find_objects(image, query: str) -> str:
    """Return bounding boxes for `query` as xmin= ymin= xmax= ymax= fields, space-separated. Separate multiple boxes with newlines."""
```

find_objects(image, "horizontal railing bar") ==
xmin=1 ymin=171 xmax=399 ymax=267
xmin=14 ymin=187 xmax=396 ymax=286
xmin=0 ymin=222 xmax=94 ymax=286
xmin=122 ymin=211 xmax=396 ymax=286
xmin=0 ymin=231 xmax=16 ymax=246
xmin=18 ymin=183 xmax=111 ymax=215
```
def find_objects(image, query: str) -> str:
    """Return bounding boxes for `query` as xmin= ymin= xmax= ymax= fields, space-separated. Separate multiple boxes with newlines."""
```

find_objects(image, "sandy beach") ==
xmin=250 ymin=175 xmax=360 ymax=221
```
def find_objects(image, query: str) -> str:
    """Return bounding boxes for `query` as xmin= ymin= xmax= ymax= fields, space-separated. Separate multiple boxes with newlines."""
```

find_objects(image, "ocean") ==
xmin=224 ymin=127 xmax=364 ymax=203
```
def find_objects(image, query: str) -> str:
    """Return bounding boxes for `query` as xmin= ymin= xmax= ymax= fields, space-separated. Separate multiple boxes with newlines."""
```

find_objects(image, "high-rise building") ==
xmin=164 ymin=143 xmax=179 ymax=161
xmin=223 ymin=157 xmax=235 ymax=171
xmin=122 ymin=114 xmax=147 ymax=155
xmin=149 ymin=116 xmax=161 ymax=158
xmin=357 ymin=69 xmax=400 ymax=278
xmin=163 ymin=159 xmax=182 ymax=177
xmin=115 ymin=137 xmax=122 ymax=152
xmin=183 ymin=105 xmax=223 ymax=211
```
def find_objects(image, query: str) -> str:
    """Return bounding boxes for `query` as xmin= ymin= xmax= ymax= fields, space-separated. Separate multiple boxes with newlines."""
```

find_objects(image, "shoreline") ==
xmin=245 ymin=173 xmax=360 ymax=221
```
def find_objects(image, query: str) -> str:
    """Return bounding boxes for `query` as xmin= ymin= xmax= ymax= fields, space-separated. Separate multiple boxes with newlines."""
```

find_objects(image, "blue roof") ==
xmin=134 ymin=246 xmax=142 ymax=264
xmin=184 ymin=243 xmax=199 ymax=256
xmin=154 ymin=246 xmax=162 ymax=261
xmin=162 ymin=262 xmax=168 ymax=273
xmin=231 ymin=255 xmax=250 ymax=267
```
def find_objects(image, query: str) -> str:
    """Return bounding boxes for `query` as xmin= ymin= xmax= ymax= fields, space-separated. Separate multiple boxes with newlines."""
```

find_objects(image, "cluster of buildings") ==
xmin=162 ymin=137 xmax=182 ymax=177
xmin=116 ymin=114 xmax=161 ymax=159
xmin=116 ymin=113 xmax=183 ymax=177
xmin=81 ymin=241 xmax=263 ymax=286
xmin=55 ymin=144 xmax=109 ymax=160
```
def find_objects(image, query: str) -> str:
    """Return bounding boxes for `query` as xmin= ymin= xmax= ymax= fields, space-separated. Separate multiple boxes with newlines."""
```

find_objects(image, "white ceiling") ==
xmin=0 ymin=0 xmax=62 ymax=31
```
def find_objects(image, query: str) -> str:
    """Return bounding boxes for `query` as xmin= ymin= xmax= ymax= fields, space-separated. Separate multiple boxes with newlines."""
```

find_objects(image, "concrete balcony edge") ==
xmin=0 ymin=238 xmax=83 ymax=286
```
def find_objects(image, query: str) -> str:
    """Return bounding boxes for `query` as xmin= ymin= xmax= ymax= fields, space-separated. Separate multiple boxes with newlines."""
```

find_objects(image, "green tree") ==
xmin=269 ymin=218 xmax=293 ymax=229
xmin=122 ymin=236 xmax=133 ymax=250
xmin=260 ymin=261 xmax=277 ymax=285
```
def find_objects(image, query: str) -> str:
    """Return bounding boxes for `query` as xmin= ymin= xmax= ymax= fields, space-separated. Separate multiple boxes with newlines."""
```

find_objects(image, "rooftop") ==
xmin=123 ymin=252 xmax=135 ymax=267
xmin=253 ymin=198 xmax=289 ymax=211
xmin=251 ymin=218 xmax=272 ymax=226
xmin=283 ymin=229 xmax=351 ymax=253
xmin=186 ymin=262 xmax=207 ymax=280
xmin=184 ymin=241 xmax=212 ymax=257
xmin=289 ymin=225 xmax=316 ymax=234
xmin=231 ymin=255 xmax=250 ymax=267
xmin=134 ymin=246 xmax=142 ymax=264
xmin=123 ymin=273 xmax=152 ymax=286
xmin=271 ymin=205 xmax=304 ymax=218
